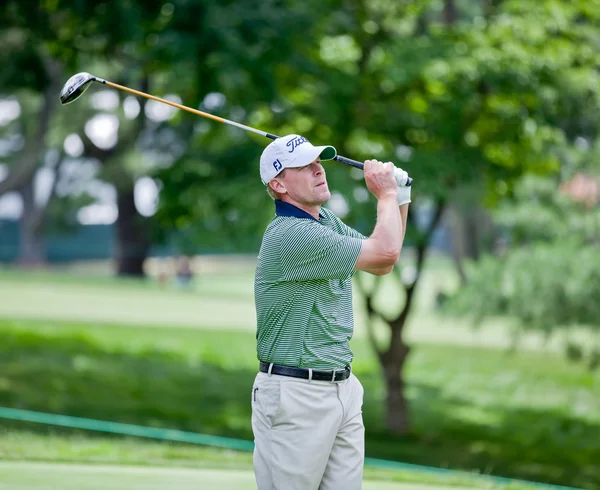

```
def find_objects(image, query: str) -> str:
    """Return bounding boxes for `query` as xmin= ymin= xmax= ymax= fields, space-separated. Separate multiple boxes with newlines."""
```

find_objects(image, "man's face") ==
xmin=276 ymin=158 xmax=331 ymax=206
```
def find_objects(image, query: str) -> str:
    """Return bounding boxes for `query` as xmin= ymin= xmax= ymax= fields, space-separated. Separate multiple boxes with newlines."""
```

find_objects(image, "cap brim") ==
xmin=286 ymin=145 xmax=337 ymax=170
xmin=316 ymin=145 xmax=337 ymax=161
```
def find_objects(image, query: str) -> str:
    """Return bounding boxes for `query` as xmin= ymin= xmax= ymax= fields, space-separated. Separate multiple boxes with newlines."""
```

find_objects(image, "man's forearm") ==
xmin=364 ymin=201 xmax=408 ymax=275
xmin=355 ymin=160 xmax=408 ymax=272
xmin=370 ymin=195 xmax=402 ymax=259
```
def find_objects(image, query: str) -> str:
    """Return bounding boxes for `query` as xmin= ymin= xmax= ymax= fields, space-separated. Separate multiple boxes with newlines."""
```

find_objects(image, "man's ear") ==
xmin=270 ymin=178 xmax=287 ymax=195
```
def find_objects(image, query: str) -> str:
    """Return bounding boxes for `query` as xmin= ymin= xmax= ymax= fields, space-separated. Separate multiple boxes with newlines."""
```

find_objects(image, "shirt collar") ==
xmin=275 ymin=200 xmax=324 ymax=223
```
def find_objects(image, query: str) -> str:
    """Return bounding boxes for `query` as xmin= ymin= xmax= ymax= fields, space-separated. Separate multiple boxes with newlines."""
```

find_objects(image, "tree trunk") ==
xmin=482 ymin=0 xmax=495 ymax=18
xmin=364 ymin=0 xmax=458 ymax=436
xmin=385 ymin=200 xmax=446 ymax=433
xmin=446 ymin=206 xmax=468 ymax=285
xmin=447 ymin=199 xmax=496 ymax=284
xmin=18 ymin=180 xmax=45 ymax=266
xmin=115 ymin=188 xmax=150 ymax=277
xmin=443 ymin=0 xmax=457 ymax=24
xmin=468 ymin=214 xmax=482 ymax=260
xmin=382 ymin=331 xmax=411 ymax=433
xmin=0 ymin=56 xmax=62 ymax=198
xmin=79 ymin=76 xmax=151 ymax=278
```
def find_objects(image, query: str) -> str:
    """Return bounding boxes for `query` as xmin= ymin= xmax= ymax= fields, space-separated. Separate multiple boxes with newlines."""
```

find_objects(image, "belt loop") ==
xmin=308 ymin=368 xmax=313 ymax=383
xmin=331 ymin=369 xmax=337 ymax=383
xmin=267 ymin=363 xmax=273 ymax=377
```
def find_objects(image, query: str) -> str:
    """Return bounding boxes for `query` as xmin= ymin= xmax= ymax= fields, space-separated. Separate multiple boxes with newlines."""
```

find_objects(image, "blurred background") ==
xmin=0 ymin=0 xmax=599 ymax=489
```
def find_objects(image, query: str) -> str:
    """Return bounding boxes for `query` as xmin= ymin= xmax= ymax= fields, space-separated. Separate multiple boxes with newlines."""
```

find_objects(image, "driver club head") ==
xmin=59 ymin=72 xmax=99 ymax=104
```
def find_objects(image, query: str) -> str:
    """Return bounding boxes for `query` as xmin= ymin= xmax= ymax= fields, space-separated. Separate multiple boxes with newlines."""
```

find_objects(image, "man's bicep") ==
xmin=354 ymin=239 xmax=398 ymax=271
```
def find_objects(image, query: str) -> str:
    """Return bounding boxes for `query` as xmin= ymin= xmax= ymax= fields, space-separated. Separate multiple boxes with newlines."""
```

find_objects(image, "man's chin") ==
xmin=317 ymin=188 xmax=331 ymax=203
xmin=319 ymin=191 xmax=331 ymax=205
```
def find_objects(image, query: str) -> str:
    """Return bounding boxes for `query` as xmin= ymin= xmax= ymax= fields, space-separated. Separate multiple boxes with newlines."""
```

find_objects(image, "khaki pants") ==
xmin=251 ymin=370 xmax=365 ymax=490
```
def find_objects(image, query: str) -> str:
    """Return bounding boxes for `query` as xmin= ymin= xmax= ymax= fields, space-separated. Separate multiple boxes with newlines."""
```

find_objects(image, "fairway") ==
xmin=0 ymin=270 xmax=256 ymax=331
xmin=0 ymin=462 xmax=471 ymax=490
xmin=0 ymin=264 xmax=587 ymax=352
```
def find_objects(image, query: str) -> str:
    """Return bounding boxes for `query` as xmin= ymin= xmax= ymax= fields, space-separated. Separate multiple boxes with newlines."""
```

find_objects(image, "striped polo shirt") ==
xmin=254 ymin=200 xmax=366 ymax=370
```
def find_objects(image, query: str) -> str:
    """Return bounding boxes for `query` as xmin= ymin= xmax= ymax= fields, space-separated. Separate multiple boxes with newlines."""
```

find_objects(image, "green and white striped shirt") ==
xmin=254 ymin=200 xmax=366 ymax=370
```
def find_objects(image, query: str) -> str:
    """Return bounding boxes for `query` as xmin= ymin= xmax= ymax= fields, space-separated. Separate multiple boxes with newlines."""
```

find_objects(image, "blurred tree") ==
xmin=0 ymin=0 xmax=165 ymax=268
xmin=441 ymin=0 xmax=600 ymax=369
xmin=1 ymin=0 xmax=316 ymax=274
xmin=446 ymin=170 xmax=600 ymax=369
xmin=153 ymin=0 xmax=325 ymax=251
xmin=55 ymin=1 xmax=168 ymax=276
xmin=5 ymin=0 xmax=594 ymax=434
xmin=152 ymin=0 xmax=600 ymax=433
xmin=0 ymin=23 xmax=65 ymax=264
xmin=118 ymin=0 xmax=332 ymax=273
xmin=264 ymin=0 xmax=599 ymax=433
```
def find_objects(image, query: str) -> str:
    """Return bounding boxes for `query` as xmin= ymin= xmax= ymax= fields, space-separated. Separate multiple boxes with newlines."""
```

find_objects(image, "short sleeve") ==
xmin=320 ymin=207 xmax=368 ymax=240
xmin=279 ymin=222 xmax=363 ymax=281
xmin=337 ymin=219 xmax=367 ymax=240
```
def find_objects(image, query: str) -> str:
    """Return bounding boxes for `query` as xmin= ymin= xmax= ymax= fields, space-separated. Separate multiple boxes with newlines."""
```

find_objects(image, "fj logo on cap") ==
xmin=273 ymin=159 xmax=283 ymax=171
xmin=286 ymin=136 xmax=308 ymax=153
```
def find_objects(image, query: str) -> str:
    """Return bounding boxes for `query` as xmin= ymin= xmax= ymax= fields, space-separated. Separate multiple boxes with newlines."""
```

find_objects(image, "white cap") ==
xmin=259 ymin=134 xmax=337 ymax=185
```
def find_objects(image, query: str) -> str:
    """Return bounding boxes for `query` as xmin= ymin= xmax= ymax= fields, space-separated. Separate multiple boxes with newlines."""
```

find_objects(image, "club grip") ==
xmin=334 ymin=155 xmax=413 ymax=187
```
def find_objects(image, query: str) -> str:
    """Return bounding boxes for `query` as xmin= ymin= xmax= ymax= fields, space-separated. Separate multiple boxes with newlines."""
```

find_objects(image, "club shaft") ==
xmin=105 ymin=80 xmax=274 ymax=138
xmin=103 ymin=79 xmax=412 ymax=186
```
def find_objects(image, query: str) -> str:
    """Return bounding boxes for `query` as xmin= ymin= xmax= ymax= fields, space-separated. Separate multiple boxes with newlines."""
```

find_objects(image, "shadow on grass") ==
xmin=360 ymin=373 xmax=598 ymax=490
xmin=0 ymin=330 xmax=597 ymax=490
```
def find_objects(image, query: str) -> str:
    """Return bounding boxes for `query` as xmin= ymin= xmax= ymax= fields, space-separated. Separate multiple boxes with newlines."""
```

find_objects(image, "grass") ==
xmin=0 ymin=260 xmax=588 ymax=352
xmin=0 ymin=461 xmax=507 ymax=490
xmin=0 ymin=263 xmax=598 ymax=489
xmin=0 ymin=267 xmax=256 ymax=331
xmin=0 ymin=433 xmax=520 ymax=489
xmin=0 ymin=462 xmax=263 ymax=490
xmin=0 ymin=319 xmax=598 ymax=489
xmin=0 ymin=431 xmax=256 ymax=470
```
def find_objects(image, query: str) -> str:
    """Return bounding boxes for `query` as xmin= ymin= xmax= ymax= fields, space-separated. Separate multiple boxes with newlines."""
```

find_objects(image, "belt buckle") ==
xmin=331 ymin=369 xmax=342 ymax=383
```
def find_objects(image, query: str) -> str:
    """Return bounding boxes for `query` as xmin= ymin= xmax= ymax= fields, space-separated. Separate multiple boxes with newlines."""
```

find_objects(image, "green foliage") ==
xmin=0 ymin=0 xmax=165 ymax=88
xmin=450 ymin=242 xmax=600 ymax=332
xmin=446 ymin=173 xmax=600 ymax=366
xmin=153 ymin=137 xmax=274 ymax=252
xmin=149 ymin=0 xmax=326 ymax=249
xmin=3 ymin=0 xmax=600 ymax=254
xmin=150 ymin=0 xmax=600 ymax=248
xmin=289 ymin=0 xmax=600 ymax=206
xmin=496 ymin=175 xmax=600 ymax=244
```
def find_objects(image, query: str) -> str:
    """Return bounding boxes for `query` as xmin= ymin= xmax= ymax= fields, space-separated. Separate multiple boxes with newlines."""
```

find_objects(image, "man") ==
xmin=252 ymin=134 xmax=410 ymax=490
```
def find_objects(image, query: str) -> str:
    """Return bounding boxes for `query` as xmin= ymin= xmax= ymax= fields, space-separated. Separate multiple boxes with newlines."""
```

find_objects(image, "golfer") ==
xmin=252 ymin=134 xmax=410 ymax=490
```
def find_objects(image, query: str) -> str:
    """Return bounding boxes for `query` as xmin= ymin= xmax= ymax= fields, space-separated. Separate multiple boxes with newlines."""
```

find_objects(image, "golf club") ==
xmin=60 ymin=72 xmax=412 ymax=186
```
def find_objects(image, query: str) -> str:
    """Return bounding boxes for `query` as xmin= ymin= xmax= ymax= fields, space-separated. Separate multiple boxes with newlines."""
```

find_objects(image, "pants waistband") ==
xmin=259 ymin=361 xmax=351 ymax=382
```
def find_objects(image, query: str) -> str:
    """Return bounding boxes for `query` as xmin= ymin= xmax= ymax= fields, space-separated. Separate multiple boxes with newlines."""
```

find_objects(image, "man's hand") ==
xmin=364 ymin=160 xmax=398 ymax=201
xmin=355 ymin=160 xmax=403 ymax=272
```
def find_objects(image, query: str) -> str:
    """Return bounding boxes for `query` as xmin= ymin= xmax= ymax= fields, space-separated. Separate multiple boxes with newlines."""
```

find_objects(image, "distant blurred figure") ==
xmin=157 ymin=258 xmax=171 ymax=288
xmin=175 ymin=255 xmax=194 ymax=287
xmin=560 ymin=172 xmax=599 ymax=208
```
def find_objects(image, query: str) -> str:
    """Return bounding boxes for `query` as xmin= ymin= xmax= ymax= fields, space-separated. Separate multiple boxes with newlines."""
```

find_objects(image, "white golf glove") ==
xmin=393 ymin=167 xmax=411 ymax=206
